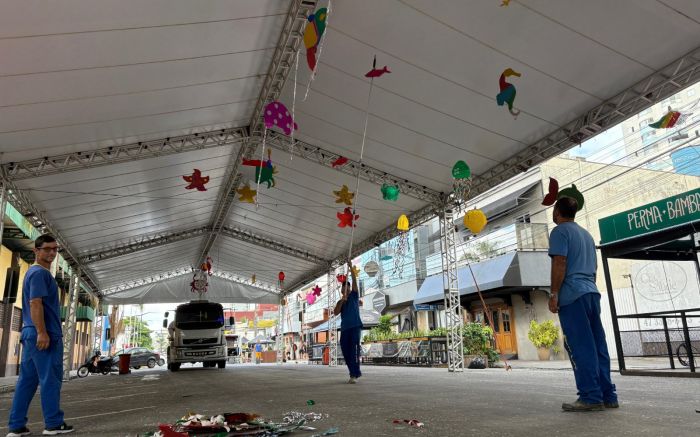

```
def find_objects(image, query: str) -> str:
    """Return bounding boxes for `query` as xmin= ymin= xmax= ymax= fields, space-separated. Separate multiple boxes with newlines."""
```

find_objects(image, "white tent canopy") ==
xmin=1 ymin=0 xmax=699 ymax=304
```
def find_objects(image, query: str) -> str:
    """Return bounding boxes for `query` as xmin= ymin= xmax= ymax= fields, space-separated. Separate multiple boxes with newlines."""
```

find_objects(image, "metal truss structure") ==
xmin=326 ymin=267 xmax=339 ymax=367
xmin=265 ymin=132 xmax=443 ymax=203
xmin=276 ymin=296 xmax=285 ymax=364
xmin=439 ymin=208 xmax=463 ymax=372
xmin=79 ymin=224 xmax=329 ymax=267
xmin=62 ymin=270 xmax=81 ymax=380
xmin=2 ymin=128 xmax=248 ymax=181
xmin=0 ymin=173 xmax=100 ymax=293
xmin=469 ymin=46 xmax=700 ymax=199
xmin=196 ymin=0 xmax=317 ymax=267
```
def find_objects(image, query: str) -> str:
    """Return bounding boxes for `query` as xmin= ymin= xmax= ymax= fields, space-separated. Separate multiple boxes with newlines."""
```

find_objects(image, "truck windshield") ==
xmin=175 ymin=303 xmax=224 ymax=329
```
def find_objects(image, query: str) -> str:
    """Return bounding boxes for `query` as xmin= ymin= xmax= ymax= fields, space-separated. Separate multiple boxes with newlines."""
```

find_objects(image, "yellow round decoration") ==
xmin=463 ymin=209 xmax=487 ymax=234
xmin=397 ymin=214 xmax=410 ymax=231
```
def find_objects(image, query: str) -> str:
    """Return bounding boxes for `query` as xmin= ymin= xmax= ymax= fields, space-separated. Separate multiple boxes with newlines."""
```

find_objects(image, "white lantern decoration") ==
xmin=364 ymin=261 xmax=379 ymax=277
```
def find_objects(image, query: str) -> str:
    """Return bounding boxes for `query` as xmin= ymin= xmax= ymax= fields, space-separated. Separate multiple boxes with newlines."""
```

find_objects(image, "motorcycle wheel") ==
xmin=101 ymin=367 xmax=110 ymax=375
xmin=77 ymin=365 xmax=89 ymax=378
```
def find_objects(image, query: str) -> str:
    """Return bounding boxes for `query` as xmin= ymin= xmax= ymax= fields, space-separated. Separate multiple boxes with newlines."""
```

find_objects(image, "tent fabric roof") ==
xmin=2 ymin=0 xmax=700 ymax=303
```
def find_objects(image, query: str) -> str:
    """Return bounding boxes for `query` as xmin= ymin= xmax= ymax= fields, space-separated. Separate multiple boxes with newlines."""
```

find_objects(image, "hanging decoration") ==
xmin=202 ymin=256 xmax=213 ymax=276
xmin=331 ymin=156 xmax=348 ymax=168
xmin=364 ymin=261 xmax=379 ymax=277
xmin=463 ymin=209 xmax=488 ymax=234
xmin=541 ymin=177 xmax=559 ymax=206
xmin=337 ymin=207 xmax=359 ymax=228
xmin=306 ymin=291 xmax=317 ymax=305
xmin=242 ymin=149 xmax=277 ymax=189
xmin=312 ymin=285 xmax=322 ymax=297
xmin=649 ymin=106 xmax=688 ymax=129
xmin=496 ymin=68 xmax=521 ymax=118
xmin=278 ymin=271 xmax=285 ymax=289
xmin=451 ymin=160 xmax=473 ymax=204
xmin=333 ymin=184 xmax=355 ymax=205
xmin=264 ymin=101 xmax=298 ymax=136
xmin=500 ymin=0 xmax=511 ymax=6
xmin=183 ymin=169 xmax=210 ymax=191
xmin=236 ymin=184 xmax=257 ymax=203
xmin=397 ymin=214 xmax=410 ymax=231
xmin=190 ymin=266 xmax=209 ymax=294
xmin=303 ymin=7 xmax=328 ymax=71
xmin=251 ymin=274 xmax=256 ymax=284
xmin=351 ymin=265 xmax=361 ymax=278
xmin=558 ymin=184 xmax=585 ymax=211
xmin=365 ymin=56 xmax=391 ymax=78
xmin=381 ymin=183 xmax=400 ymax=201
xmin=336 ymin=274 xmax=347 ymax=284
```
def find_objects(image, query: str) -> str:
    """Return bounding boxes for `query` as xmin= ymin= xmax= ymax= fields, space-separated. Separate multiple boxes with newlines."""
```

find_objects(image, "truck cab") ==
xmin=165 ymin=300 xmax=233 ymax=371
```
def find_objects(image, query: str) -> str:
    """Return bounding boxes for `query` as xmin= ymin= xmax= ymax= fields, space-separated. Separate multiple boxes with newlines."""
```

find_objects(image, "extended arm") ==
xmin=549 ymin=256 xmax=567 ymax=313
xmin=30 ymin=297 xmax=50 ymax=350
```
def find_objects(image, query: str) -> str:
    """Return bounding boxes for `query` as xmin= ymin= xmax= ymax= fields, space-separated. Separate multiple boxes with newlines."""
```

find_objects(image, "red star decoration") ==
xmin=331 ymin=156 xmax=348 ymax=167
xmin=336 ymin=274 xmax=347 ymax=284
xmin=312 ymin=285 xmax=322 ymax=296
xmin=337 ymin=207 xmax=359 ymax=228
xmin=183 ymin=169 xmax=210 ymax=191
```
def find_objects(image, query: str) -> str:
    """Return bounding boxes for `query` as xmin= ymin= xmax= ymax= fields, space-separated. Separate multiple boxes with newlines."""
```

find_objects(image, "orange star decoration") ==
xmin=333 ymin=184 xmax=354 ymax=206
xmin=237 ymin=184 xmax=257 ymax=203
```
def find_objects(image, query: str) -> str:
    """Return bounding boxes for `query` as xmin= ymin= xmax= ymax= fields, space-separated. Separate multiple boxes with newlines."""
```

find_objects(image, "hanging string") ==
xmin=290 ymin=49 xmax=300 ymax=160
xmin=465 ymin=262 xmax=510 ymax=371
xmin=346 ymin=69 xmax=375 ymax=272
xmin=255 ymin=129 xmax=268 ymax=209
xmin=303 ymin=0 xmax=333 ymax=102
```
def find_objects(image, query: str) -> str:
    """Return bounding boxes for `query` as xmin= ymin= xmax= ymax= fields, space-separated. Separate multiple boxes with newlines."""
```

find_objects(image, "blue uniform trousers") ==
xmin=339 ymin=327 xmax=362 ymax=378
xmin=9 ymin=329 xmax=65 ymax=430
xmin=559 ymin=293 xmax=617 ymax=405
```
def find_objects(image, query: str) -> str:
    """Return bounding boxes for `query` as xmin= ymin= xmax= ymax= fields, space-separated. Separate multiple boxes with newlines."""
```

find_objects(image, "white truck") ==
xmin=164 ymin=300 xmax=234 ymax=371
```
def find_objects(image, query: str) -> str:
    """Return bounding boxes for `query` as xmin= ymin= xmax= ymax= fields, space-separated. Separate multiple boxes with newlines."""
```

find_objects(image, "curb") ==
xmin=0 ymin=385 xmax=15 ymax=394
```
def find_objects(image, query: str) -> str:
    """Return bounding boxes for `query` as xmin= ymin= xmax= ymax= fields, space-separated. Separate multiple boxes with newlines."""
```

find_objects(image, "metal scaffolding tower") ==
xmin=62 ymin=270 xmax=80 ymax=381
xmin=327 ymin=267 xmax=339 ymax=367
xmin=277 ymin=295 xmax=285 ymax=364
xmin=439 ymin=208 xmax=464 ymax=372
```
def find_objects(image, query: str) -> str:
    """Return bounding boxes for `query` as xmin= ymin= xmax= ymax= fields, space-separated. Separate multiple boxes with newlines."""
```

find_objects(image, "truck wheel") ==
xmin=169 ymin=363 xmax=180 ymax=372
xmin=218 ymin=360 xmax=226 ymax=369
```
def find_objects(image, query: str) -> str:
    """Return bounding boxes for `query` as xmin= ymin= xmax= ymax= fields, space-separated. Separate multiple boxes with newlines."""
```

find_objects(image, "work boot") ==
xmin=561 ymin=400 xmax=604 ymax=412
xmin=604 ymin=401 xmax=620 ymax=409
xmin=43 ymin=422 xmax=74 ymax=435
xmin=347 ymin=377 xmax=357 ymax=384
xmin=6 ymin=427 xmax=31 ymax=437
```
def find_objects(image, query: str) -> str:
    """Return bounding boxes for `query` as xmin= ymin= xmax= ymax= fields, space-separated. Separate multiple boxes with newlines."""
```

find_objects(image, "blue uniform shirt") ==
xmin=340 ymin=289 xmax=363 ymax=331
xmin=21 ymin=265 xmax=62 ymax=338
xmin=548 ymin=222 xmax=600 ymax=307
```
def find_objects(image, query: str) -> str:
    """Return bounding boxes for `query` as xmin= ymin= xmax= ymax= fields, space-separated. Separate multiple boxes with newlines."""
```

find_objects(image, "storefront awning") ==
xmin=413 ymin=251 xmax=550 ymax=305
xmin=310 ymin=309 xmax=381 ymax=333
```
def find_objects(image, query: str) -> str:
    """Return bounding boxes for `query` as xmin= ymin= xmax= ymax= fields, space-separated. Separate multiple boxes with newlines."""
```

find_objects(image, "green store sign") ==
xmin=599 ymin=188 xmax=700 ymax=245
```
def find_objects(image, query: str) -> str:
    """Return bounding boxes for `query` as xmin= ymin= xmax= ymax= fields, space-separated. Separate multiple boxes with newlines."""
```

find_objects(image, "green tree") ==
xmin=462 ymin=241 xmax=500 ymax=263
xmin=123 ymin=316 xmax=153 ymax=349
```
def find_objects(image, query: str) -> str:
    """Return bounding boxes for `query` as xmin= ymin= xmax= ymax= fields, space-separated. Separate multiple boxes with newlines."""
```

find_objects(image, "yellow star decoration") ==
xmin=237 ymin=184 xmax=257 ymax=203
xmin=351 ymin=265 xmax=360 ymax=278
xmin=251 ymin=274 xmax=256 ymax=284
xmin=333 ymin=184 xmax=355 ymax=205
xmin=501 ymin=0 xmax=510 ymax=6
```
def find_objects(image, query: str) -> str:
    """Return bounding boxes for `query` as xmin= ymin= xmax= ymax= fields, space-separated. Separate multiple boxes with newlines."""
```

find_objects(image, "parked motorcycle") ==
xmin=77 ymin=351 xmax=118 ymax=377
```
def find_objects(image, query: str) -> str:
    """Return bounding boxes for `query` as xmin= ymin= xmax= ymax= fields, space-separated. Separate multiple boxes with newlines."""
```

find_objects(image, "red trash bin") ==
xmin=118 ymin=354 xmax=131 ymax=374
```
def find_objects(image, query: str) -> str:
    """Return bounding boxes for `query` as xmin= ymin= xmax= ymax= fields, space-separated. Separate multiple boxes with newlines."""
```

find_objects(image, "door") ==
xmin=473 ymin=306 xmax=517 ymax=355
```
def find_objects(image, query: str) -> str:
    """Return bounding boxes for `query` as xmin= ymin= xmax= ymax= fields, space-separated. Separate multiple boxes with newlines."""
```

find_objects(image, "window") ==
xmin=515 ymin=214 xmax=531 ymax=224
xmin=502 ymin=311 xmax=511 ymax=333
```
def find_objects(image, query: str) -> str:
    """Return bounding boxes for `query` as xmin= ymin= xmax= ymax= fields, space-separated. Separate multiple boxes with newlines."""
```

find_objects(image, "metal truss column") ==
xmin=277 ymin=295 xmax=285 ymax=365
xmin=93 ymin=307 xmax=103 ymax=353
xmin=62 ymin=269 xmax=80 ymax=381
xmin=327 ymin=268 xmax=339 ymax=367
xmin=439 ymin=208 xmax=464 ymax=372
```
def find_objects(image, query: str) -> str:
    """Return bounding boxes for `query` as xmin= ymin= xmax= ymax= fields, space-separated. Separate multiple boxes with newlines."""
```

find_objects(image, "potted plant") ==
xmin=527 ymin=320 xmax=559 ymax=361
xmin=462 ymin=323 xmax=499 ymax=368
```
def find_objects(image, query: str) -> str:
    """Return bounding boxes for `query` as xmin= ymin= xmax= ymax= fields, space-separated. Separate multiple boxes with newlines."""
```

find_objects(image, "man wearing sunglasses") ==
xmin=7 ymin=235 xmax=74 ymax=436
